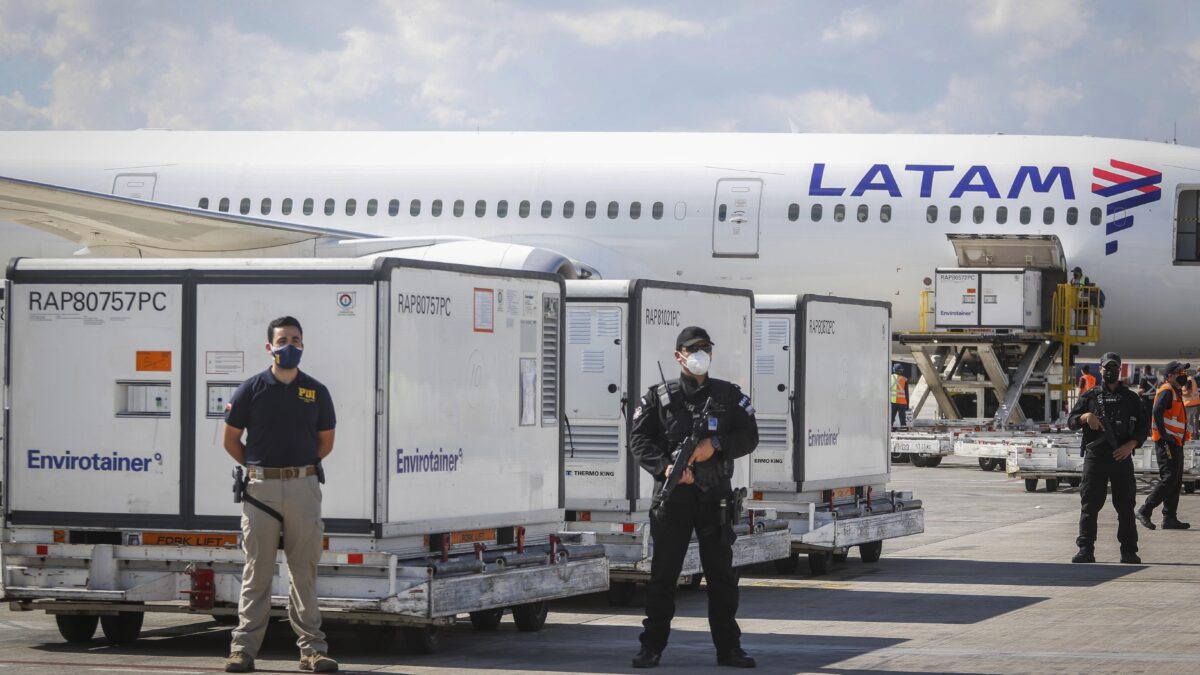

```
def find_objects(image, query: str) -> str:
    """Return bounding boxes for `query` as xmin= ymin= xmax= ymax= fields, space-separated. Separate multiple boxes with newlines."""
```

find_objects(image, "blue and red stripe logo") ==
xmin=1091 ymin=159 xmax=1162 ymax=255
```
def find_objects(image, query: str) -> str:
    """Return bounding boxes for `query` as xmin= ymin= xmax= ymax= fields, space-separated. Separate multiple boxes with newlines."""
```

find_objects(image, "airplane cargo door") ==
xmin=712 ymin=179 xmax=761 ymax=257
xmin=113 ymin=173 xmax=157 ymax=200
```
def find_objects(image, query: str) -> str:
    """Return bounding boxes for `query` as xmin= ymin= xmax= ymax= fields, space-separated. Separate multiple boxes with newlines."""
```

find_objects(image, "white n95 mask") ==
xmin=684 ymin=351 xmax=711 ymax=376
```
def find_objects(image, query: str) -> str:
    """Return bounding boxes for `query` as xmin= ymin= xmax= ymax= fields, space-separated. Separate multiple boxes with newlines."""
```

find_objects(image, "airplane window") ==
xmin=652 ymin=202 xmax=664 ymax=220
xmin=857 ymin=204 xmax=868 ymax=222
xmin=674 ymin=202 xmax=687 ymax=220
xmin=497 ymin=200 xmax=508 ymax=218
xmin=453 ymin=199 xmax=465 ymax=217
xmin=387 ymin=199 xmax=399 ymax=216
xmin=926 ymin=205 xmax=937 ymax=223
xmin=563 ymin=201 xmax=575 ymax=218
xmin=303 ymin=198 xmax=313 ymax=216
xmin=324 ymin=198 xmax=335 ymax=216
xmin=1043 ymin=207 xmax=1054 ymax=225
xmin=432 ymin=199 xmax=443 ymax=217
xmin=367 ymin=199 xmax=378 ymax=216
xmin=1019 ymin=206 xmax=1031 ymax=224
xmin=718 ymin=204 xmax=727 ymax=222
xmin=1066 ymin=207 xmax=1078 ymax=225
xmin=346 ymin=199 xmax=357 ymax=216
xmin=811 ymin=204 xmax=823 ymax=222
xmin=880 ymin=204 xmax=892 ymax=223
xmin=585 ymin=201 xmax=597 ymax=218
xmin=219 ymin=198 xmax=230 ymax=212
xmin=996 ymin=206 xmax=1007 ymax=224
xmin=282 ymin=198 xmax=293 ymax=215
xmin=972 ymin=206 xmax=984 ymax=224
xmin=519 ymin=200 xmax=530 ymax=218
xmin=476 ymin=200 xmax=487 ymax=217
xmin=949 ymin=205 xmax=961 ymax=224
xmin=1090 ymin=207 xmax=1101 ymax=225
xmin=261 ymin=198 xmax=272 ymax=216
xmin=240 ymin=198 xmax=251 ymax=215
xmin=788 ymin=203 xmax=799 ymax=222
xmin=409 ymin=199 xmax=420 ymax=216
xmin=833 ymin=204 xmax=845 ymax=222
xmin=630 ymin=202 xmax=641 ymax=219
xmin=198 ymin=197 xmax=209 ymax=209
xmin=541 ymin=200 xmax=552 ymax=218
xmin=608 ymin=201 xmax=619 ymax=219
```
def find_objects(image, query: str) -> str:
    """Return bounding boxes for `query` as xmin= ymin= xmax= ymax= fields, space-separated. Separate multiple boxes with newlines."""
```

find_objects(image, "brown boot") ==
xmin=299 ymin=651 xmax=339 ymax=672
xmin=224 ymin=651 xmax=255 ymax=673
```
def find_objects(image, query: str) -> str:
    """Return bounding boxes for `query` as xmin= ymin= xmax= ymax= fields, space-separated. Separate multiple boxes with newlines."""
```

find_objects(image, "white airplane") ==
xmin=0 ymin=131 xmax=1196 ymax=358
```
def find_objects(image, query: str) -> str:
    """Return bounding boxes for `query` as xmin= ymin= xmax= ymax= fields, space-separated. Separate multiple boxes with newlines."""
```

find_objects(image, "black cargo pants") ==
xmin=1077 ymin=450 xmax=1138 ymax=553
xmin=640 ymin=498 xmax=740 ymax=654
xmin=1143 ymin=440 xmax=1185 ymax=519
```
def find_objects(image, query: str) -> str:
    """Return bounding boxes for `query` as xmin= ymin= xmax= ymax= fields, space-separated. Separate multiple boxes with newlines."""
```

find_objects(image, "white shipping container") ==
xmin=562 ymin=279 xmax=754 ymax=514
xmin=934 ymin=268 xmax=1042 ymax=330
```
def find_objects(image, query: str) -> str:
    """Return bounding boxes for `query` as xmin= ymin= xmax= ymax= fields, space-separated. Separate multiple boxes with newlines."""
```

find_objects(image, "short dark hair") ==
xmin=267 ymin=316 xmax=303 ymax=342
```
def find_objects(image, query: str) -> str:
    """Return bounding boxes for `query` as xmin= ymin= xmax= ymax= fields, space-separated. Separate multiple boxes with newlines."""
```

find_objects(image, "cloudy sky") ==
xmin=0 ymin=0 xmax=1197 ymax=144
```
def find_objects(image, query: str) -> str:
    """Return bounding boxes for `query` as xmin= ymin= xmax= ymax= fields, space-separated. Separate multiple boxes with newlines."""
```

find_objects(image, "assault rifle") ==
xmin=1084 ymin=393 xmax=1125 ymax=456
xmin=651 ymin=395 xmax=722 ymax=520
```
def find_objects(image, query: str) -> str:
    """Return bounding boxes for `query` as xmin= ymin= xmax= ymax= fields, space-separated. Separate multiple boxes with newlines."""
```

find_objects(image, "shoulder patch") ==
xmin=738 ymin=394 xmax=755 ymax=416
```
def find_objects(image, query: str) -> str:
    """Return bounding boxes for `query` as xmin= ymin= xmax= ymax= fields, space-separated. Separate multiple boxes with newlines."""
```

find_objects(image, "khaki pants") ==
xmin=230 ymin=475 xmax=326 ymax=658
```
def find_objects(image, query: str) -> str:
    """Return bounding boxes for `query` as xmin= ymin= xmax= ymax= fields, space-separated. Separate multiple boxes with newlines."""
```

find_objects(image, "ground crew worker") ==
xmin=1067 ymin=352 xmax=1148 ymax=564
xmin=629 ymin=326 xmax=758 ymax=669
xmin=1183 ymin=373 xmax=1200 ymax=436
xmin=1069 ymin=266 xmax=1094 ymax=331
xmin=890 ymin=364 xmax=910 ymax=430
xmin=1137 ymin=361 xmax=1192 ymax=531
xmin=223 ymin=316 xmax=338 ymax=673
xmin=1077 ymin=365 xmax=1097 ymax=398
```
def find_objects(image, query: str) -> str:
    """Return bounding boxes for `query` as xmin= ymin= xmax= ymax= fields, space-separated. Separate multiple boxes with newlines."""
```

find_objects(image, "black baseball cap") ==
xmin=1099 ymin=352 xmax=1121 ymax=367
xmin=676 ymin=326 xmax=714 ymax=350
xmin=1164 ymin=360 xmax=1190 ymax=375
xmin=1072 ymin=266 xmax=1083 ymax=275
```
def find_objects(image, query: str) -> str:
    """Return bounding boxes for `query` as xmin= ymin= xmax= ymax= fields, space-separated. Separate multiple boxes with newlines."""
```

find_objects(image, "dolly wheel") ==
xmin=683 ymin=573 xmax=703 ymax=590
xmin=910 ymin=455 xmax=928 ymax=468
xmin=403 ymin=625 xmax=441 ymax=654
xmin=469 ymin=608 xmax=504 ymax=631
xmin=55 ymin=615 xmax=98 ymax=644
xmin=608 ymin=581 xmax=636 ymax=606
xmin=100 ymin=612 xmax=143 ymax=644
xmin=1185 ymin=482 xmax=1196 ymax=494
xmin=1025 ymin=478 xmax=1039 ymax=492
xmin=808 ymin=551 xmax=833 ymax=575
xmin=773 ymin=553 xmax=799 ymax=575
xmin=922 ymin=455 xmax=943 ymax=468
xmin=860 ymin=540 xmax=883 ymax=563
xmin=979 ymin=458 xmax=999 ymax=472
xmin=512 ymin=601 xmax=548 ymax=632
xmin=1045 ymin=478 xmax=1059 ymax=492
xmin=832 ymin=551 xmax=849 ymax=563
xmin=1069 ymin=477 xmax=1082 ymax=488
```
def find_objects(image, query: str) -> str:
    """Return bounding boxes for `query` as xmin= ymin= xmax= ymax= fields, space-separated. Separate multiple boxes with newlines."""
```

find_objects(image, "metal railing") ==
xmin=1051 ymin=283 xmax=1102 ymax=406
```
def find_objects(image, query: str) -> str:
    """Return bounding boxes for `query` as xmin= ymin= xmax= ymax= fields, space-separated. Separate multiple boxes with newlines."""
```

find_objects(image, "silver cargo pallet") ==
xmin=1010 ymin=437 xmax=1200 ymax=494
xmin=1 ymin=530 xmax=608 ymax=652
xmin=564 ymin=511 xmax=792 ymax=604
xmin=754 ymin=489 xmax=924 ymax=575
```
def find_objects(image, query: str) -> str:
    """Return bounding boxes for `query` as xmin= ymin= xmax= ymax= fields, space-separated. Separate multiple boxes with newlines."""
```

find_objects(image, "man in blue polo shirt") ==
xmin=222 ymin=316 xmax=337 ymax=673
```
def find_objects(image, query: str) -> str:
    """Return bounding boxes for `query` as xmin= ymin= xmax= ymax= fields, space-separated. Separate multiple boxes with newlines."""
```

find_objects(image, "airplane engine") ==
xmin=361 ymin=240 xmax=587 ymax=279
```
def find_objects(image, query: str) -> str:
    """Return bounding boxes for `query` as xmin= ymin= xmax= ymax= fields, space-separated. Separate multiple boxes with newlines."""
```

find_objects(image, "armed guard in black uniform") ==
xmin=1066 ymin=352 xmax=1150 ymax=564
xmin=628 ymin=326 xmax=759 ymax=669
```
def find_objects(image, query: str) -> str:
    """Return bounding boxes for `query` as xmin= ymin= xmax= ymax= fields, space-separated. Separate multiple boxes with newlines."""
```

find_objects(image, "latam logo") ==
xmin=1091 ymin=160 xmax=1162 ymax=255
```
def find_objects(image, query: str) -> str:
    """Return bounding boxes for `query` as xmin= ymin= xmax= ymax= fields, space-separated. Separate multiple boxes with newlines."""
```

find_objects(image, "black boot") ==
xmin=717 ymin=647 xmax=756 ymax=668
xmin=1071 ymin=547 xmax=1095 ymax=563
xmin=1136 ymin=506 xmax=1157 ymax=530
xmin=632 ymin=648 xmax=661 ymax=668
xmin=1162 ymin=517 xmax=1191 ymax=530
xmin=1120 ymin=550 xmax=1142 ymax=564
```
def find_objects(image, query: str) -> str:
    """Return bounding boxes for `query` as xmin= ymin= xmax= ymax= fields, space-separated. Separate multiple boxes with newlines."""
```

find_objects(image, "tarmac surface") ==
xmin=2 ymin=456 xmax=1198 ymax=674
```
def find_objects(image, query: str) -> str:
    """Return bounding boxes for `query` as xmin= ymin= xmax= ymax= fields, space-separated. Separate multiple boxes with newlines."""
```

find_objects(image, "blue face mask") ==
xmin=272 ymin=344 xmax=303 ymax=369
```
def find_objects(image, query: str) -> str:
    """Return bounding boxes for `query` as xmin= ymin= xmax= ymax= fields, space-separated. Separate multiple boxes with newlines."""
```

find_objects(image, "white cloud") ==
xmin=550 ymin=8 xmax=708 ymax=46
xmin=1010 ymin=80 xmax=1084 ymax=129
xmin=970 ymin=0 xmax=1092 ymax=64
xmin=0 ymin=91 xmax=50 ymax=129
xmin=762 ymin=90 xmax=897 ymax=133
xmin=821 ymin=7 xmax=881 ymax=43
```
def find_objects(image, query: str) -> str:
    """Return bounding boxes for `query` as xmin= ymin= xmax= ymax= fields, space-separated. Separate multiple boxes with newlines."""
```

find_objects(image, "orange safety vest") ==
xmin=1077 ymin=372 xmax=1096 ymax=395
xmin=1152 ymin=383 xmax=1191 ymax=445
xmin=890 ymin=374 xmax=908 ymax=405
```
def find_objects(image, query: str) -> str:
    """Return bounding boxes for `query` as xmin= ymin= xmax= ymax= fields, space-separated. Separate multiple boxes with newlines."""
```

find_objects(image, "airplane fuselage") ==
xmin=1 ymin=131 xmax=1198 ymax=357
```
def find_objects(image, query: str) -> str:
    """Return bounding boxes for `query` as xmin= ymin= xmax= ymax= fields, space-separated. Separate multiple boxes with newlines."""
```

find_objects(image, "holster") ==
xmin=232 ymin=466 xmax=284 ymax=524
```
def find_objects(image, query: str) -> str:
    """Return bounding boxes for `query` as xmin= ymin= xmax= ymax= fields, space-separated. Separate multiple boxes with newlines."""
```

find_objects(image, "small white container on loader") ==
xmin=560 ymin=279 xmax=790 ymax=604
xmin=934 ymin=268 xmax=1042 ymax=330
xmin=751 ymin=295 xmax=925 ymax=575
xmin=0 ymin=257 xmax=608 ymax=653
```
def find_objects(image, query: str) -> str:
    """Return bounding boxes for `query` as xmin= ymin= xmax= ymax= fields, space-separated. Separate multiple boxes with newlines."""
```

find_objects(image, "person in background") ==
xmin=890 ymin=364 xmax=910 ymax=430
xmin=1077 ymin=366 xmax=1097 ymax=398
xmin=1137 ymin=379 xmax=1156 ymax=420
xmin=1137 ymin=362 xmax=1192 ymax=531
